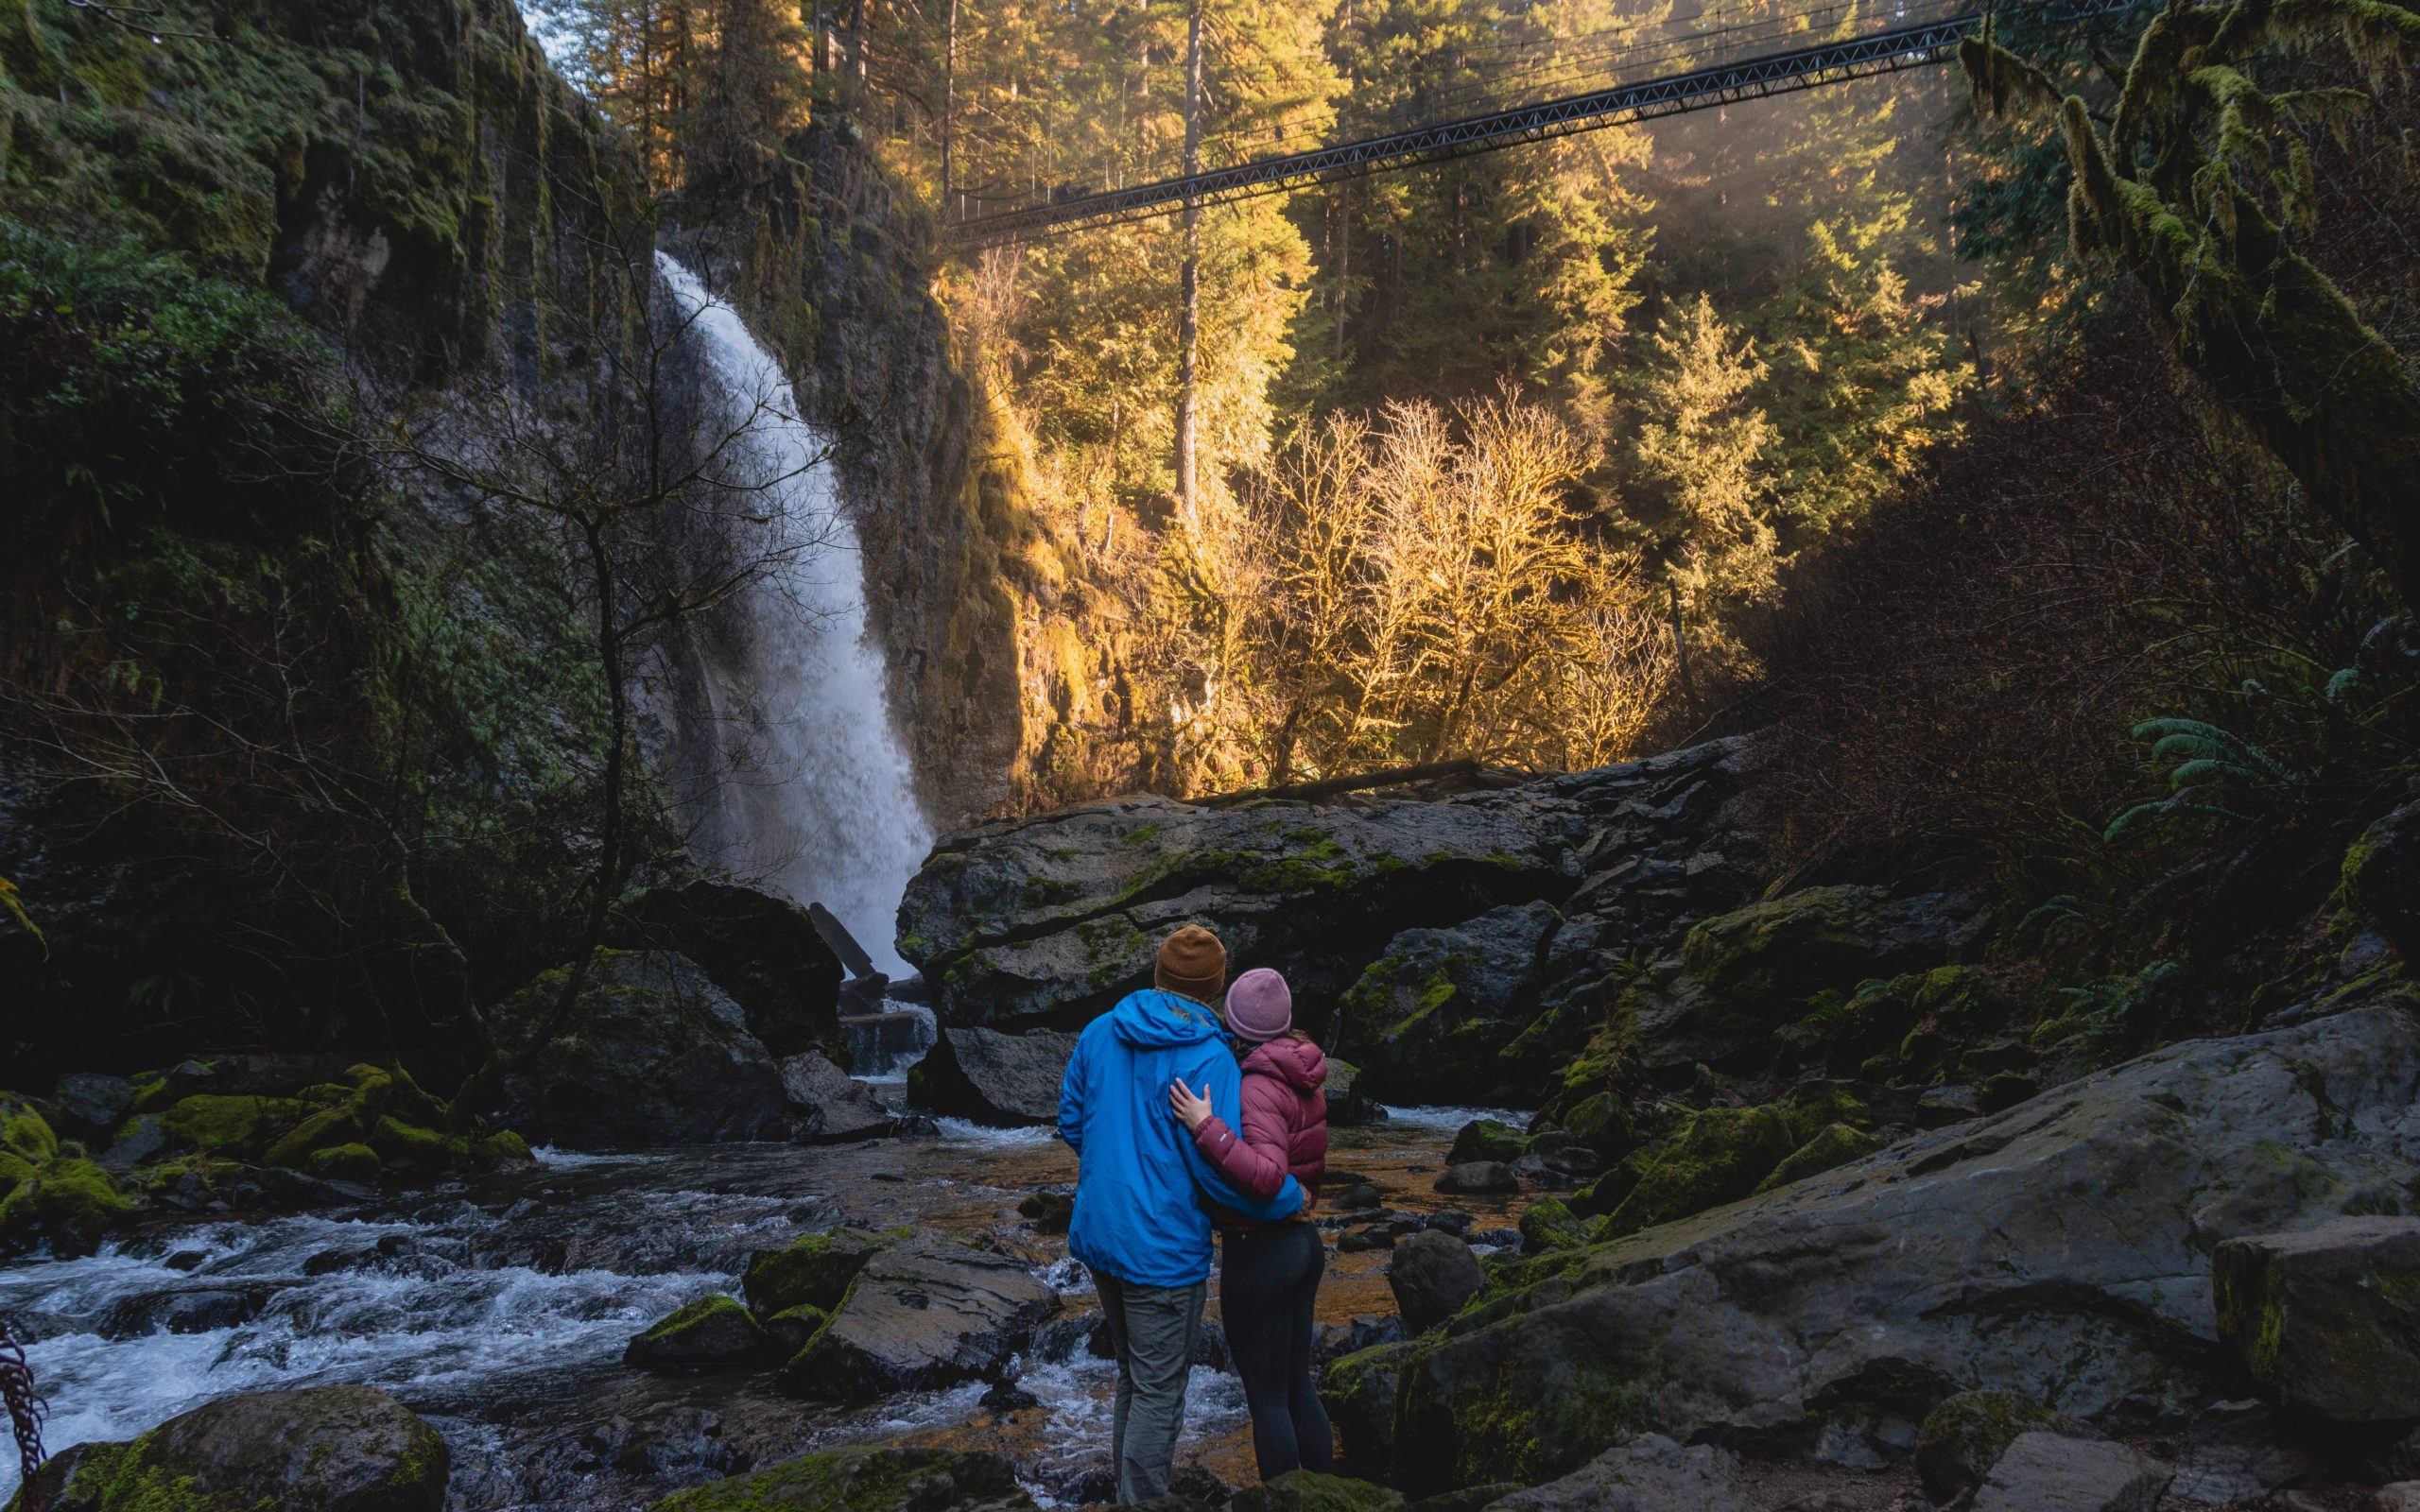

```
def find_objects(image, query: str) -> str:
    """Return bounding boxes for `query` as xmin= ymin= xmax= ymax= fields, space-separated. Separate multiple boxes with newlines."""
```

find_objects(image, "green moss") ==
xmin=302 ymin=1143 xmax=381 ymax=1183
xmin=1755 ymin=1123 xmax=1882 ymax=1194
xmin=160 ymin=1094 xmax=303 ymax=1156
xmin=636 ymin=1294 xmax=755 ymax=1346
xmin=0 ymin=1155 xmax=135 ymax=1256
xmin=370 ymin=1115 xmax=462 ymax=1167
xmin=0 ymin=1094 xmax=58 ymax=1164
xmin=743 ymin=1228 xmax=895 ymax=1317
xmin=1516 ymin=1197 xmax=1591 ymax=1253
xmin=647 ymin=1445 xmax=1035 ymax=1512
xmin=1600 ymin=1105 xmax=1802 ymax=1238
xmin=1447 ymin=1119 xmax=1526 ymax=1167
xmin=1229 ymin=1470 xmax=1405 ymax=1512
xmin=262 ymin=1106 xmax=367 ymax=1169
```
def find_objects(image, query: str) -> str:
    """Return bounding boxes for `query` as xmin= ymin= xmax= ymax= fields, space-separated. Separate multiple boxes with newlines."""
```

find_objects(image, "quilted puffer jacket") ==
xmin=1192 ymin=1032 xmax=1328 ymax=1229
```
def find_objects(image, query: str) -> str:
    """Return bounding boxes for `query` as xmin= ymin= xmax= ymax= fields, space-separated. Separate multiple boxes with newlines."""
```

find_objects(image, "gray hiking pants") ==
xmin=1091 ymin=1268 xmax=1206 ymax=1503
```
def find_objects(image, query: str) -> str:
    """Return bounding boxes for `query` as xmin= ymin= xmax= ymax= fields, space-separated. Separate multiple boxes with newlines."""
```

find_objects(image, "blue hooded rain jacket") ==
xmin=1059 ymin=988 xmax=1305 ymax=1287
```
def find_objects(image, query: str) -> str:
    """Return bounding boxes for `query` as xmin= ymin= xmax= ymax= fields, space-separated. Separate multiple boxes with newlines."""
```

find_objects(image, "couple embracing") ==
xmin=1055 ymin=923 xmax=1334 ymax=1503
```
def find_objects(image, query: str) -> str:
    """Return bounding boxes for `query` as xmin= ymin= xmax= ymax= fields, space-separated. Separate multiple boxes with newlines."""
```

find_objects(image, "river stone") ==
xmin=1915 ymin=1390 xmax=2089 ymax=1500
xmin=609 ymin=881 xmax=846 ymax=1058
xmin=100 ymin=1285 xmax=275 ymax=1338
xmin=744 ymin=1228 xmax=899 ymax=1316
xmin=1383 ymin=1003 xmax=2420 ymax=1493
xmin=780 ymin=1236 xmax=1059 ymax=1400
xmin=2213 ymin=1214 xmax=2420 ymax=1424
xmin=1323 ymin=1342 xmax=1413 ymax=1477
xmin=626 ymin=1294 xmax=772 ymax=1367
xmin=1449 ymin=1119 xmax=1528 ymax=1167
xmin=10 ymin=1383 xmax=448 ymax=1512
xmin=50 ymin=1073 xmax=134 ymax=1142
xmin=909 ymin=1026 xmax=1075 ymax=1125
xmin=1337 ymin=903 xmax=1562 ymax=1105
xmin=1479 ymin=1435 xmax=1752 ymax=1512
xmin=648 ymin=1444 xmax=1036 ymax=1512
xmin=1326 ymin=1059 xmax=1384 ymax=1126
xmin=1433 ymin=1161 xmax=1519 ymax=1194
xmin=1391 ymin=1230 xmax=1489 ymax=1333
xmin=1970 ymin=1431 xmax=2169 ymax=1512
xmin=779 ymin=1051 xmax=895 ymax=1143
xmin=1229 ymin=1470 xmax=1406 ymax=1512
xmin=485 ymin=949 xmax=793 ymax=1148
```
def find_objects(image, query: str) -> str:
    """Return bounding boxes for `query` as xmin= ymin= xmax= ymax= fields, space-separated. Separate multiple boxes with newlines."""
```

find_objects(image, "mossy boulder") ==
xmin=1554 ymin=1093 xmax=1634 ymax=1163
xmin=743 ymin=1227 xmax=900 ymax=1317
xmin=0 ymin=1154 xmax=136 ymax=1257
xmin=262 ymin=1106 xmax=369 ymax=1169
xmin=7 ymin=1383 xmax=446 ymax=1512
xmin=485 ymin=949 xmax=794 ymax=1147
xmin=1018 ymin=1190 xmax=1073 ymax=1234
xmin=763 ymin=1302 xmax=832 ymax=1359
xmin=779 ymin=1239 xmax=1060 ymax=1401
xmin=1599 ymin=1106 xmax=1805 ymax=1237
xmin=1322 ymin=1342 xmax=1413 ymax=1478
xmin=647 ymin=1445 xmax=1036 ymax=1512
xmin=1448 ymin=1119 xmax=1528 ymax=1167
xmin=625 ymin=1294 xmax=773 ymax=1368
xmin=304 ymin=1143 xmax=383 ymax=1184
xmin=2215 ymin=1215 xmax=2420 ymax=1424
xmin=1913 ymin=1390 xmax=2075 ymax=1501
xmin=1517 ymin=1197 xmax=1592 ymax=1255
xmin=1755 ymin=1123 xmax=1882 ymax=1194
xmin=1229 ymin=1470 xmax=1406 ymax=1512
xmin=2345 ymin=799 xmax=2420 ymax=961
xmin=1337 ymin=903 xmax=1563 ymax=1106
xmin=159 ymin=1093 xmax=307 ymax=1157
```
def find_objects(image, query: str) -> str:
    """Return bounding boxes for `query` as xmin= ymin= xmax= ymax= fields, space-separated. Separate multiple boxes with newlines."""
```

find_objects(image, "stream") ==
xmin=0 ymin=1092 xmax=1530 ymax=1509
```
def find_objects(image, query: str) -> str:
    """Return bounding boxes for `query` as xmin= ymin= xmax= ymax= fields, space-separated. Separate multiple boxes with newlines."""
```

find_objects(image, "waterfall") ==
xmin=655 ymin=253 xmax=931 ymax=976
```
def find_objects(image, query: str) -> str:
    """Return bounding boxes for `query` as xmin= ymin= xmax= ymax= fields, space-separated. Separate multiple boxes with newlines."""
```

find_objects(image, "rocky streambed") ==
xmin=0 ymin=1102 xmax=1526 ymax=1509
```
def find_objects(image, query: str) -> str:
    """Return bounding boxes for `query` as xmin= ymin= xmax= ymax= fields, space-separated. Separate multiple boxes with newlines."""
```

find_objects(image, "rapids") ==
xmin=0 ymin=1100 xmax=1531 ymax=1508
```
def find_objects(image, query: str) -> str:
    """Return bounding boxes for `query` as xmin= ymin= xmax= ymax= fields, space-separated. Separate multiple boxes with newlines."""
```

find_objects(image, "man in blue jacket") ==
xmin=1059 ymin=923 xmax=1304 ymax=1503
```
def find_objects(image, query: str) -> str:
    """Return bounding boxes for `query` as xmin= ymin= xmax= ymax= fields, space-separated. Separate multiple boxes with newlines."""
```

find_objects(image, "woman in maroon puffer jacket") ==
xmin=1168 ymin=967 xmax=1333 ymax=1480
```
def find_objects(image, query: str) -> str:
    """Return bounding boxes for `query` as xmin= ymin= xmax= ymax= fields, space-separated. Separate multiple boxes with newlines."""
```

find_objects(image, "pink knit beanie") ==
xmin=1224 ymin=968 xmax=1293 ymax=1042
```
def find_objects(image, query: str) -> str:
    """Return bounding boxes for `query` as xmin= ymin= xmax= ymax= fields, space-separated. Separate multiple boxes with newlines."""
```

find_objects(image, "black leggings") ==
xmin=1219 ymin=1220 xmax=1335 ymax=1481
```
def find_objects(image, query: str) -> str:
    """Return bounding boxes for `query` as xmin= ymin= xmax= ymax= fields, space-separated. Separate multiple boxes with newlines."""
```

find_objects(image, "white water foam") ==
xmin=0 ymin=1214 xmax=722 ymax=1501
xmin=1373 ymin=1103 xmax=1532 ymax=1133
xmin=655 ymin=253 xmax=932 ymax=976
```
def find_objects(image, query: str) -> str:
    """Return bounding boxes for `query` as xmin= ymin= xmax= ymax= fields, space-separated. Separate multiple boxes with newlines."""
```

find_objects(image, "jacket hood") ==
xmin=1109 ymin=988 xmax=1227 ymax=1048
xmin=1241 ymin=1034 xmax=1327 ymax=1091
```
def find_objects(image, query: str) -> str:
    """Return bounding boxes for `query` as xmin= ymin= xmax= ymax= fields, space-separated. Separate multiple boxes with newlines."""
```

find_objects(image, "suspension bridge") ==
xmin=948 ymin=0 xmax=2123 ymax=246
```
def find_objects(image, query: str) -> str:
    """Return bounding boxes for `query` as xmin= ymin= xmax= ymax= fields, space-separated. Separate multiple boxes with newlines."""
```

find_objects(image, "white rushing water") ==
xmin=656 ymin=253 xmax=931 ymax=976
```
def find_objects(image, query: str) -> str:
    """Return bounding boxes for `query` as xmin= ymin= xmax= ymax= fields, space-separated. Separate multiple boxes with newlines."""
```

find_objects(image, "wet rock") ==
xmin=99 ymin=1285 xmax=275 ymax=1338
xmin=744 ymin=1227 xmax=900 ymax=1316
xmin=1756 ymin=1123 xmax=1883 ymax=1194
xmin=843 ymin=1009 xmax=936 ymax=1074
xmin=1432 ymin=1162 xmax=1518 ymax=1195
xmin=1018 ymin=1190 xmax=1073 ymax=1234
xmin=1314 ymin=1314 xmax=1406 ymax=1366
xmin=1390 ymin=1230 xmax=1488 ymax=1333
xmin=13 ymin=1383 xmax=447 ymax=1512
xmin=1326 ymin=1060 xmax=1384 ymax=1126
xmin=1620 ymin=885 xmax=1982 ymax=1076
xmin=1448 ymin=1120 xmax=1528 ymax=1167
xmin=779 ymin=1051 xmax=896 ymax=1143
xmin=980 ymin=1380 xmax=1040 ymax=1411
xmin=95 ymin=1112 xmax=167 ymax=1170
xmin=51 ymin=1073 xmax=134 ymax=1142
xmin=1330 ymin=1182 xmax=1385 ymax=1211
xmin=1323 ymin=1342 xmax=1412 ymax=1478
xmin=1338 ymin=1225 xmax=1398 ymax=1253
xmin=1517 ymin=1197 xmax=1592 ymax=1255
xmin=908 ymin=1026 xmax=1074 ymax=1125
xmin=1405 ymin=1485 xmax=1519 ymax=1512
xmin=2344 ymin=799 xmax=2420 ymax=961
xmin=2165 ymin=1400 xmax=2317 ymax=1506
xmin=1338 ymin=903 xmax=1562 ymax=1105
xmin=648 ymin=1444 xmax=1036 ymax=1512
xmin=1915 ymin=1390 xmax=2090 ymax=1501
xmin=610 ymin=880 xmax=846 ymax=1058
xmin=2215 ymin=1215 xmax=2420 ymax=1424
xmin=486 ymin=950 xmax=794 ymax=1148
xmin=1970 ymin=1431 xmax=2169 ymax=1511
xmin=761 ymin=1302 xmax=831 ymax=1359
xmin=2380 ymin=1484 xmax=2420 ymax=1512
xmin=1385 ymin=1004 xmax=2420 ymax=1491
xmin=1480 ymin=1435 xmax=1752 ymax=1512
xmin=626 ymin=1294 xmax=773 ymax=1367
xmin=779 ymin=1236 xmax=1059 ymax=1400
xmin=1229 ymin=1470 xmax=1407 ymax=1512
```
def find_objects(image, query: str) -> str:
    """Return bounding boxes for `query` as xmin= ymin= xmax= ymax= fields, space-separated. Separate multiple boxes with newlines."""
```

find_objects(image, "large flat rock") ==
xmin=780 ymin=1236 xmax=1060 ymax=1401
xmin=1379 ymin=1002 xmax=2420 ymax=1492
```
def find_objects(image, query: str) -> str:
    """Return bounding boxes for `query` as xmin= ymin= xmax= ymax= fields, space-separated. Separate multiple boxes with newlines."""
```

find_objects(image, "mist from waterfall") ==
xmin=656 ymin=252 xmax=930 ymax=976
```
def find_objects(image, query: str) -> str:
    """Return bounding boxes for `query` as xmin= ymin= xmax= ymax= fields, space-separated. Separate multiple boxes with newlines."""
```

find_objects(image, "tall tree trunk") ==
xmin=1667 ymin=579 xmax=1696 ymax=708
xmin=942 ymin=0 xmax=959 ymax=216
xmin=847 ymin=0 xmax=867 ymax=88
xmin=1176 ymin=0 xmax=1203 ymax=520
